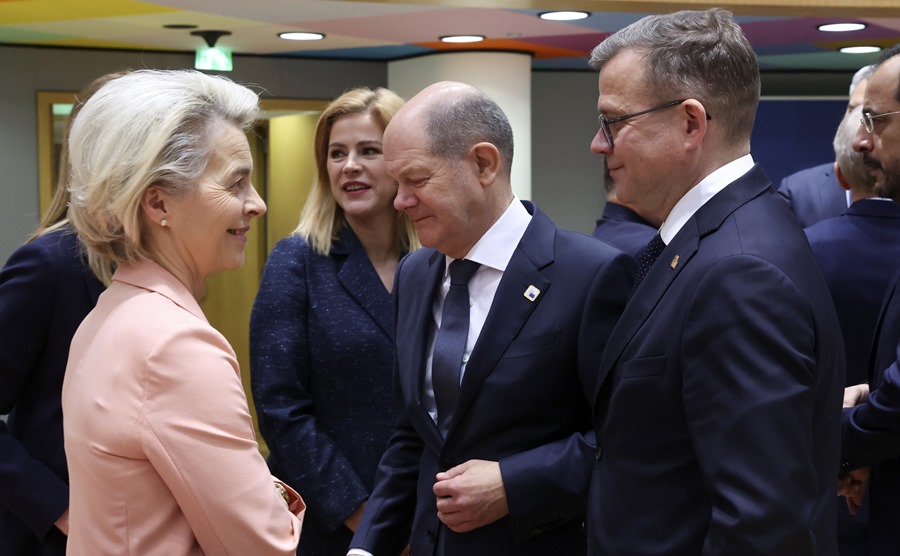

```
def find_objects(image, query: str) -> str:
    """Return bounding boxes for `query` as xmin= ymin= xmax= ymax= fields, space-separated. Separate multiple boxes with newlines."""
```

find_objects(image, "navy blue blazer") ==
xmin=778 ymin=162 xmax=849 ymax=228
xmin=0 ymin=227 xmax=103 ymax=556
xmin=841 ymin=267 xmax=900 ymax=556
xmin=589 ymin=166 xmax=844 ymax=556
xmin=805 ymin=199 xmax=900 ymax=386
xmin=350 ymin=202 xmax=634 ymax=556
xmin=591 ymin=201 xmax=657 ymax=259
xmin=250 ymin=227 xmax=396 ymax=556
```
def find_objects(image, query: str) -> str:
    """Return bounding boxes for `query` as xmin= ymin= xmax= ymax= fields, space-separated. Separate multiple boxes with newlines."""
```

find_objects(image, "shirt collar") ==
xmin=659 ymin=154 xmax=755 ymax=244
xmin=444 ymin=196 xmax=531 ymax=274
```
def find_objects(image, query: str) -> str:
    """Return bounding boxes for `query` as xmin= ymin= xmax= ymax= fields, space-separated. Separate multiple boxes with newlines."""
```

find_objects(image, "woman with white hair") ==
xmin=61 ymin=69 xmax=304 ymax=555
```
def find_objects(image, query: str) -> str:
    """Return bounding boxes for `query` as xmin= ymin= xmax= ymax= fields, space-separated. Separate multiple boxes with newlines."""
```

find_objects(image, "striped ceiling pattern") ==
xmin=1 ymin=0 xmax=898 ymax=71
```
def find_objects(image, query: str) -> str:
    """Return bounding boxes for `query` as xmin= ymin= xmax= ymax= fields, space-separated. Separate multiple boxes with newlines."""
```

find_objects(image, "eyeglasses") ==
xmin=598 ymin=99 xmax=687 ymax=149
xmin=861 ymin=109 xmax=900 ymax=133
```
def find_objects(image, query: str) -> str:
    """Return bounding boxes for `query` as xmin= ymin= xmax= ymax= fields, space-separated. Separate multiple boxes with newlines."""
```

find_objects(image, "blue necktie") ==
xmin=432 ymin=259 xmax=480 ymax=434
xmin=632 ymin=234 xmax=665 ymax=293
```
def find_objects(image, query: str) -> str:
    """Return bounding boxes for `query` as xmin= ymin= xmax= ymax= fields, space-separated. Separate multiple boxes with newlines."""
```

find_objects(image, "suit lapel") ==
xmin=333 ymin=228 xmax=394 ymax=340
xmin=397 ymin=249 xmax=446 ymax=447
xmin=449 ymin=204 xmax=554 ymax=436
xmin=595 ymin=165 xmax=773 ymax=398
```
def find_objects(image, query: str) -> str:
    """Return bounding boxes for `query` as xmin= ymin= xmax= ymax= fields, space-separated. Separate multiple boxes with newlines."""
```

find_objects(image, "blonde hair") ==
xmin=67 ymin=69 xmax=259 ymax=266
xmin=294 ymin=87 xmax=419 ymax=255
xmin=30 ymin=71 xmax=130 ymax=285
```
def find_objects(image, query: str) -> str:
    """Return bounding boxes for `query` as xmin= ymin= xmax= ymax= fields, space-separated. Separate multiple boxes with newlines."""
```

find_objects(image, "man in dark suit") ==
xmin=586 ymin=8 xmax=844 ymax=555
xmin=839 ymin=45 xmax=900 ymax=556
xmin=347 ymin=82 xmax=633 ymax=556
xmin=592 ymin=165 xmax=656 ymax=258
xmin=806 ymin=101 xmax=900 ymax=556
xmin=777 ymin=65 xmax=874 ymax=228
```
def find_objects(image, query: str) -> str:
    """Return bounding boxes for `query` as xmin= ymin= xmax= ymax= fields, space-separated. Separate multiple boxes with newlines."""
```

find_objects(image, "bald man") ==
xmin=347 ymin=82 xmax=633 ymax=556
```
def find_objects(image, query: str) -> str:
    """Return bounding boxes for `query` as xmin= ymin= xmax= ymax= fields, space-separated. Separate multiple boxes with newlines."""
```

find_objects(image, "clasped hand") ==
xmin=838 ymin=383 xmax=871 ymax=515
xmin=433 ymin=459 xmax=509 ymax=533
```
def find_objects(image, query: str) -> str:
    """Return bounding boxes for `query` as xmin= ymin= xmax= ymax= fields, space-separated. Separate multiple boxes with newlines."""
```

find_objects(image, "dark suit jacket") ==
xmin=591 ymin=201 xmax=657 ymax=259
xmin=841 ymin=268 xmax=900 ymax=556
xmin=0 ymin=227 xmax=104 ymax=556
xmin=250 ymin=227 xmax=396 ymax=556
xmin=805 ymin=199 xmax=900 ymax=386
xmin=350 ymin=201 xmax=634 ymax=556
xmin=590 ymin=165 xmax=844 ymax=556
xmin=777 ymin=162 xmax=848 ymax=228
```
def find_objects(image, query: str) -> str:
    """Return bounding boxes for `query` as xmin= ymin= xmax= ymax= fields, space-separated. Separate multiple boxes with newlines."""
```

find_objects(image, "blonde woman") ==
xmin=250 ymin=87 xmax=417 ymax=555
xmin=62 ymin=70 xmax=304 ymax=555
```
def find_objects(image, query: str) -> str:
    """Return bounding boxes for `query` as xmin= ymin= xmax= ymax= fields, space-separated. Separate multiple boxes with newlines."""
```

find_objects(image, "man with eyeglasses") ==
xmin=586 ymin=8 xmax=844 ymax=556
xmin=839 ymin=43 xmax=900 ymax=556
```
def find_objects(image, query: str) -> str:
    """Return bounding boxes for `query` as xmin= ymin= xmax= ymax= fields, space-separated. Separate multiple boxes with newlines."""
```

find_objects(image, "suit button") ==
xmin=595 ymin=448 xmax=602 ymax=461
xmin=531 ymin=528 xmax=542 ymax=537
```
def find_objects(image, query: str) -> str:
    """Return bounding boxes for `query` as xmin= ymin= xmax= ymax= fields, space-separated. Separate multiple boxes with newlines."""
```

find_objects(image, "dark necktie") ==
xmin=432 ymin=259 xmax=480 ymax=434
xmin=632 ymin=234 xmax=665 ymax=293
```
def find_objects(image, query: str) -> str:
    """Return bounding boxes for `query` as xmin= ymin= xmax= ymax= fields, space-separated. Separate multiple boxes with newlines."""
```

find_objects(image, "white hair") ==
xmin=67 ymin=69 xmax=259 ymax=264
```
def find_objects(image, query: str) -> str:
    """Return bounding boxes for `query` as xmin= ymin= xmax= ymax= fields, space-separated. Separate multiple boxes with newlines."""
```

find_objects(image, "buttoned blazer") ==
xmin=805 ymin=199 xmax=900 ymax=386
xmin=350 ymin=201 xmax=634 ymax=556
xmin=589 ymin=165 xmax=844 ymax=556
xmin=841 ymin=267 xmax=900 ymax=555
xmin=777 ymin=162 xmax=848 ymax=228
xmin=62 ymin=260 xmax=303 ymax=556
xmin=250 ymin=227 xmax=396 ymax=555
xmin=0 ymin=227 xmax=103 ymax=556
xmin=592 ymin=201 xmax=657 ymax=259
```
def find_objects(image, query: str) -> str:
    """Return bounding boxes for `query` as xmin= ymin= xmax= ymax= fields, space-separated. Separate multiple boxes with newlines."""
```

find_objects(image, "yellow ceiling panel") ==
xmin=0 ymin=0 xmax=178 ymax=25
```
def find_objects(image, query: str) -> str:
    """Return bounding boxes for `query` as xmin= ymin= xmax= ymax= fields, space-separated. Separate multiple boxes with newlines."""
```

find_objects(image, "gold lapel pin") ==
xmin=671 ymin=255 xmax=679 ymax=269
xmin=523 ymin=285 xmax=541 ymax=302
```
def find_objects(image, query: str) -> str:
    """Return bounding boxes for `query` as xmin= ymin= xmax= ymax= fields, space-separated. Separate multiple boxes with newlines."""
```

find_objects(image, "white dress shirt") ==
xmin=346 ymin=198 xmax=531 ymax=556
xmin=659 ymin=154 xmax=756 ymax=244
xmin=421 ymin=198 xmax=532 ymax=423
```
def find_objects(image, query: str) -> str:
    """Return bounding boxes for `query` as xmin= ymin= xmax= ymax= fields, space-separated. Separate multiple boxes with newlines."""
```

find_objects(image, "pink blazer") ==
xmin=62 ymin=260 xmax=304 ymax=555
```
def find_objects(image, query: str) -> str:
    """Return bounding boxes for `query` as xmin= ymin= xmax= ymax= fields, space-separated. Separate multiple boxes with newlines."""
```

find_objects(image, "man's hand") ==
xmin=838 ymin=466 xmax=870 ymax=515
xmin=843 ymin=384 xmax=870 ymax=408
xmin=432 ymin=459 xmax=509 ymax=533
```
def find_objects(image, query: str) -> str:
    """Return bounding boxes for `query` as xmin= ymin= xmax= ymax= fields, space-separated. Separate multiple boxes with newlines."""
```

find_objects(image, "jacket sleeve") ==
xmin=249 ymin=238 xmax=369 ymax=532
xmin=0 ymin=239 xmax=72 ymax=538
xmin=142 ymin=320 xmax=304 ymax=555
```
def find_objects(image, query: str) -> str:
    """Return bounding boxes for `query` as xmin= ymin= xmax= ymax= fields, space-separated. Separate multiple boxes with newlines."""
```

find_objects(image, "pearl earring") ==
xmin=160 ymin=219 xmax=168 ymax=227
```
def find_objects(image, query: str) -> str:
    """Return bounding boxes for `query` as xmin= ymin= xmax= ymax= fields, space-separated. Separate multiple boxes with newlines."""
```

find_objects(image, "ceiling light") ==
xmin=278 ymin=32 xmax=325 ymax=41
xmin=818 ymin=23 xmax=866 ymax=32
xmin=440 ymin=35 xmax=485 ymax=44
xmin=539 ymin=11 xmax=590 ymax=21
xmin=163 ymin=24 xmax=198 ymax=30
xmin=840 ymin=46 xmax=882 ymax=54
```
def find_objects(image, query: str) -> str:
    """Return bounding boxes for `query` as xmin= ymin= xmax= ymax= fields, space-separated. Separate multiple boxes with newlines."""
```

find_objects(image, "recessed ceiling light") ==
xmin=539 ymin=11 xmax=590 ymax=21
xmin=818 ymin=23 xmax=866 ymax=32
xmin=163 ymin=24 xmax=198 ymax=30
xmin=840 ymin=46 xmax=882 ymax=54
xmin=278 ymin=32 xmax=325 ymax=41
xmin=440 ymin=35 xmax=485 ymax=44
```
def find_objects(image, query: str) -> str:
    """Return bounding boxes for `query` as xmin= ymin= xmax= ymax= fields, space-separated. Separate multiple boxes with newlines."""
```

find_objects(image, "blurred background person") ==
xmin=250 ymin=87 xmax=417 ymax=556
xmin=0 ymin=71 xmax=122 ymax=556
xmin=62 ymin=69 xmax=304 ymax=555
xmin=591 ymin=163 xmax=655 ymax=259
xmin=778 ymin=65 xmax=875 ymax=227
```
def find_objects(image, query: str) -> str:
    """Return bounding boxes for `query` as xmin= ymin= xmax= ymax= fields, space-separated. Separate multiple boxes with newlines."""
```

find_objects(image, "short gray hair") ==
xmin=590 ymin=8 xmax=760 ymax=146
xmin=67 ymin=69 xmax=259 ymax=265
xmin=833 ymin=106 xmax=874 ymax=194
xmin=424 ymin=87 xmax=514 ymax=178
xmin=849 ymin=65 xmax=875 ymax=96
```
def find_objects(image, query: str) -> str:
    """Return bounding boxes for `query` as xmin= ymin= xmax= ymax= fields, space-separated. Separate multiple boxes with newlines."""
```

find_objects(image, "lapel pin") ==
xmin=671 ymin=255 xmax=679 ymax=269
xmin=523 ymin=285 xmax=541 ymax=302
